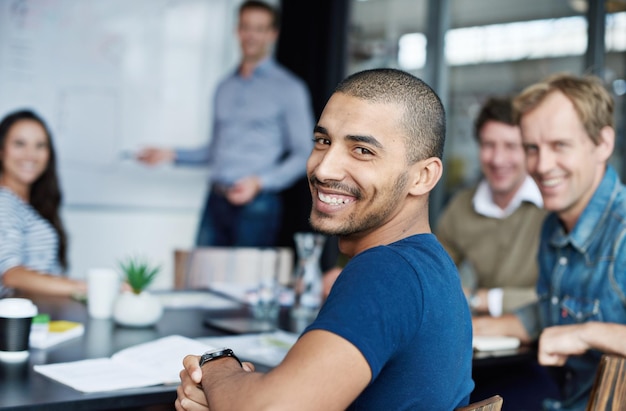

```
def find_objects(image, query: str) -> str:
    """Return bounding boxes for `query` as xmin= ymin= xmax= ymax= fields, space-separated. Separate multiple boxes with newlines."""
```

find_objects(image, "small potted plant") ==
xmin=113 ymin=256 xmax=163 ymax=327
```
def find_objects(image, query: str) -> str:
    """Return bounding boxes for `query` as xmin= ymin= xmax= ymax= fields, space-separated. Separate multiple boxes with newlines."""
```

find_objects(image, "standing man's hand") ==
xmin=137 ymin=147 xmax=176 ymax=165
xmin=227 ymin=176 xmax=262 ymax=205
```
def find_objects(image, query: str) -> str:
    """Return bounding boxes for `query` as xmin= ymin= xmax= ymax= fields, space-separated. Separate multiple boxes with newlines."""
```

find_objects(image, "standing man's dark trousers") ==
xmin=195 ymin=186 xmax=283 ymax=247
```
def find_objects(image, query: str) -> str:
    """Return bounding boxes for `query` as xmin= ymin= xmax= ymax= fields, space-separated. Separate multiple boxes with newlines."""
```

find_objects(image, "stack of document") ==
xmin=199 ymin=330 xmax=298 ymax=368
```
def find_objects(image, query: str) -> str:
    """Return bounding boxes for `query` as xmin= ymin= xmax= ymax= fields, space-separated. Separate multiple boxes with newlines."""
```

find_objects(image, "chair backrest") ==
xmin=173 ymin=247 xmax=294 ymax=291
xmin=455 ymin=395 xmax=503 ymax=411
xmin=586 ymin=354 xmax=626 ymax=411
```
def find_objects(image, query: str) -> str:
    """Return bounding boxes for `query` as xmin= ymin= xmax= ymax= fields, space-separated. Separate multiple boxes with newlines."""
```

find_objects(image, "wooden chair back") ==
xmin=173 ymin=247 xmax=294 ymax=290
xmin=586 ymin=354 xmax=626 ymax=411
xmin=455 ymin=395 xmax=503 ymax=411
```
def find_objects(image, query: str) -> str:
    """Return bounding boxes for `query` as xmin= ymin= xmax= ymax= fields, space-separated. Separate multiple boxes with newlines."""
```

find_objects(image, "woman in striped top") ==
xmin=0 ymin=109 xmax=86 ymax=297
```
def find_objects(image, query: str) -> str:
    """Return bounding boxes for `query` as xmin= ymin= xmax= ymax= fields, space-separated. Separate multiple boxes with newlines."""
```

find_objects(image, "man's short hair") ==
xmin=513 ymin=73 xmax=614 ymax=145
xmin=474 ymin=96 xmax=515 ymax=142
xmin=239 ymin=1 xmax=281 ymax=30
xmin=334 ymin=68 xmax=446 ymax=163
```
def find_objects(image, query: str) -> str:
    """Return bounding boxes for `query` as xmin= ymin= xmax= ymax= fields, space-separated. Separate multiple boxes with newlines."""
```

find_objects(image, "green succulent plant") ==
xmin=119 ymin=256 xmax=161 ymax=295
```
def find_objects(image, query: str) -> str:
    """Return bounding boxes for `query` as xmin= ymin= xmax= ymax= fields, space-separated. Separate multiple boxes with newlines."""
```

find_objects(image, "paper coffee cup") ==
xmin=0 ymin=298 xmax=38 ymax=362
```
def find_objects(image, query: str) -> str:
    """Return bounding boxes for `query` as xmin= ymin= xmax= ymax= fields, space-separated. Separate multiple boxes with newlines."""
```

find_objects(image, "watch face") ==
xmin=205 ymin=347 xmax=229 ymax=356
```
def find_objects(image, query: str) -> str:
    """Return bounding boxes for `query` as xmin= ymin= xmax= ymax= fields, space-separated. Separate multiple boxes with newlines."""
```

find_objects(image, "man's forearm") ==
xmin=580 ymin=322 xmax=626 ymax=357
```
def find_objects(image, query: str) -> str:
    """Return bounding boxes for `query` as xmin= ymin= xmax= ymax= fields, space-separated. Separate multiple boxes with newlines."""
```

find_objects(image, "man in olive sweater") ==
xmin=436 ymin=96 xmax=547 ymax=316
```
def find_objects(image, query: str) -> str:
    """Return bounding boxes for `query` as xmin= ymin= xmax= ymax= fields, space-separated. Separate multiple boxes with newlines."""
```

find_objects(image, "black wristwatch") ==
xmin=199 ymin=347 xmax=242 ymax=368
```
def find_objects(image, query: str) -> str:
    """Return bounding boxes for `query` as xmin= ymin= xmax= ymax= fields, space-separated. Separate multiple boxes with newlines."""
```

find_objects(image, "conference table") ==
xmin=0 ymin=291 xmax=277 ymax=411
xmin=0 ymin=291 xmax=537 ymax=411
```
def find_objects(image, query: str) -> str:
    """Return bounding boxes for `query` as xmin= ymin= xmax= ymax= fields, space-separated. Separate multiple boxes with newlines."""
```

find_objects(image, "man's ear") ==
xmin=270 ymin=28 xmax=279 ymax=43
xmin=408 ymin=157 xmax=443 ymax=196
xmin=597 ymin=126 xmax=615 ymax=163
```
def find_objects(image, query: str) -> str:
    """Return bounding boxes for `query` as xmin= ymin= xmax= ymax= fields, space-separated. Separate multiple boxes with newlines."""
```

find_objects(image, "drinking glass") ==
xmin=290 ymin=232 xmax=326 ymax=332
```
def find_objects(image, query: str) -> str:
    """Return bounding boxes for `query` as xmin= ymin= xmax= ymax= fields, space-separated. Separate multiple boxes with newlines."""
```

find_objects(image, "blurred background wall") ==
xmin=0 ymin=0 xmax=623 ymax=287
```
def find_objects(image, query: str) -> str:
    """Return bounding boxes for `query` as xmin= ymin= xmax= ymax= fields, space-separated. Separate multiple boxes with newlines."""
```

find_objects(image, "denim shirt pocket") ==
xmin=559 ymin=296 xmax=602 ymax=324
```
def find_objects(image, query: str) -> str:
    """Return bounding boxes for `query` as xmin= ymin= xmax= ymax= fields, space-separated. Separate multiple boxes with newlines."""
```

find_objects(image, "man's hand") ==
xmin=467 ymin=288 xmax=489 ymax=314
xmin=227 ymin=176 xmax=262 ymax=205
xmin=136 ymin=147 xmax=176 ymax=165
xmin=538 ymin=325 xmax=589 ymax=366
xmin=175 ymin=354 xmax=255 ymax=411
xmin=176 ymin=355 xmax=208 ymax=411
xmin=472 ymin=314 xmax=531 ymax=343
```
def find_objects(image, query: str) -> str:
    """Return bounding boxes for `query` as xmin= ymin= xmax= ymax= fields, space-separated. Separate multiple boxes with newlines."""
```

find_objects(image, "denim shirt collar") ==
xmin=549 ymin=165 xmax=619 ymax=252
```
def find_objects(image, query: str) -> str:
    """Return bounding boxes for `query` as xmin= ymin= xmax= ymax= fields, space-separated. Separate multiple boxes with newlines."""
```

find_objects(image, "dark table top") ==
xmin=0 ymin=292 xmax=535 ymax=410
xmin=0 ymin=292 xmax=256 ymax=411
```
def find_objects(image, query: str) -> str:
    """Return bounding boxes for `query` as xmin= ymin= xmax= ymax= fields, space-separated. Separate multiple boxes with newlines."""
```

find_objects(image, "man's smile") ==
xmin=318 ymin=191 xmax=355 ymax=205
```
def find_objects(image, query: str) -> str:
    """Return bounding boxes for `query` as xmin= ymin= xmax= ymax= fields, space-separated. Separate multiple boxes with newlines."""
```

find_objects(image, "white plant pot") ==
xmin=113 ymin=291 xmax=163 ymax=327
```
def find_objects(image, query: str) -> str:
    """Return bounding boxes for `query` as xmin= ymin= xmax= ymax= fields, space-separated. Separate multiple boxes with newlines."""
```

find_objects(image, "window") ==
xmin=397 ymin=12 xmax=626 ymax=69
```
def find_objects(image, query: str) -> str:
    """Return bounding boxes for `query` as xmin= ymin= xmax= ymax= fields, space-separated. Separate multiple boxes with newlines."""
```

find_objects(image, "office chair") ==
xmin=585 ymin=354 xmax=626 ymax=411
xmin=455 ymin=395 xmax=504 ymax=411
xmin=173 ymin=246 xmax=293 ymax=290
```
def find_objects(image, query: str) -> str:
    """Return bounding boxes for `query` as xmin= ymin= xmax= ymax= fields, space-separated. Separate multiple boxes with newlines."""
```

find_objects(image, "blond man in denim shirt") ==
xmin=473 ymin=73 xmax=626 ymax=411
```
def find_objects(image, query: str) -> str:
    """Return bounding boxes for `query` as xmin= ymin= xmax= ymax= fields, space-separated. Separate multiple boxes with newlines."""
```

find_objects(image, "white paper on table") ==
xmin=472 ymin=336 xmax=521 ymax=351
xmin=155 ymin=290 xmax=241 ymax=309
xmin=34 ymin=335 xmax=215 ymax=393
xmin=198 ymin=330 xmax=299 ymax=367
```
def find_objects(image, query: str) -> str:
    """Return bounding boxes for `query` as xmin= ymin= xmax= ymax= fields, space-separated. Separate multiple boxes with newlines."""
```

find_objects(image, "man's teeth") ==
xmin=542 ymin=178 xmax=561 ymax=187
xmin=319 ymin=192 xmax=351 ymax=205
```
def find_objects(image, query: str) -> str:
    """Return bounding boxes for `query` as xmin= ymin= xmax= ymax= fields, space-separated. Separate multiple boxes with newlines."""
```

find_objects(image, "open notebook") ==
xmin=34 ymin=335 xmax=212 ymax=392
xmin=34 ymin=331 xmax=299 ymax=393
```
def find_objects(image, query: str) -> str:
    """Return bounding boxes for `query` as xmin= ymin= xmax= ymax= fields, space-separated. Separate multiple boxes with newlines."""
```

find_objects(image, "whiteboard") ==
xmin=0 ymin=0 xmax=242 ymax=209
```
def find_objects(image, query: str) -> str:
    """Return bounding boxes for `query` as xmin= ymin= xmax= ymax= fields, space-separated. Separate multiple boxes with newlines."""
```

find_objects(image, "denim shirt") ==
xmin=516 ymin=165 xmax=626 ymax=411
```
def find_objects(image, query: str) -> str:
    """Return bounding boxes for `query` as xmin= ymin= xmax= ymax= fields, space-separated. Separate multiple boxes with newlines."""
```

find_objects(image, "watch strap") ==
xmin=199 ymin=347 xmax=242 ymax=368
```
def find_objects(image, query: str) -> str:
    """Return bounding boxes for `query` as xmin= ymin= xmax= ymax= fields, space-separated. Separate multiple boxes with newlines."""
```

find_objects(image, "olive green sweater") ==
xmin=435 ymin=187 xmax=548 ymax=313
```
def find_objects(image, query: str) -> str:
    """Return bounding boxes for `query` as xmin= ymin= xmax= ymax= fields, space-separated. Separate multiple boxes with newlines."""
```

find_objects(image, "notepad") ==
xmin=34 ymin=335 xmax=214 ymax=392
xmin=30 ymin=320 xmax=85 ymax=349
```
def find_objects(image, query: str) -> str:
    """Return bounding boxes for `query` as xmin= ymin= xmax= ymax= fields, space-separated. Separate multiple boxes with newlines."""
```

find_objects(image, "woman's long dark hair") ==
xmin=0 ymin=109 xmax=68 ymax=270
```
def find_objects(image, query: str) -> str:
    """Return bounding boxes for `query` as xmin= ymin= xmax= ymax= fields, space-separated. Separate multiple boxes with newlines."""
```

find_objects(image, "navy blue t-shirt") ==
xmin=305 ymin=234 xmax=474 ymax=410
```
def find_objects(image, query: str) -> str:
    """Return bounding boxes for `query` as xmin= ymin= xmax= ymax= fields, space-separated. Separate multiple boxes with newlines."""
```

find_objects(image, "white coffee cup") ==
xmin=0 ymin=298 xmax=38 ymax=362
xmin=87 ymin=268 xmax=120 ymax=319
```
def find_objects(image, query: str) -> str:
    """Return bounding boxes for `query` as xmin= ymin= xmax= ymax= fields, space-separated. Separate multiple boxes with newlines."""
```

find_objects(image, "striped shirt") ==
xmin=0 ymin=187 xmax=62 ymax=296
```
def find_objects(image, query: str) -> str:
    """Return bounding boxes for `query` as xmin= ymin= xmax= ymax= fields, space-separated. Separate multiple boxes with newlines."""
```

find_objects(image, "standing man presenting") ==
xmin=437 ymin=96 xmax=546 ymax=316
xmin=138 ymin=1 xmax=314 ymax=247
xmin=175 ymin=69 xmax=474 ymax=410
xmin=474 ymin=73 xmax=626 ymax=411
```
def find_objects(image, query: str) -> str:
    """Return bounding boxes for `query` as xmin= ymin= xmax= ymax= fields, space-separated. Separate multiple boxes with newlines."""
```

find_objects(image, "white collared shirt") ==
xmin=472 ymin=175 xmax=543 ymax=219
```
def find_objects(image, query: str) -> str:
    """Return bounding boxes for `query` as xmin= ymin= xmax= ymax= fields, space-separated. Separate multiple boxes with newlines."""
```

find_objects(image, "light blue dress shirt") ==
xmin=516 ymin=165 xmax=626 ymax=411
xmin=175 ymin=58 xmax=314 ymax=192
